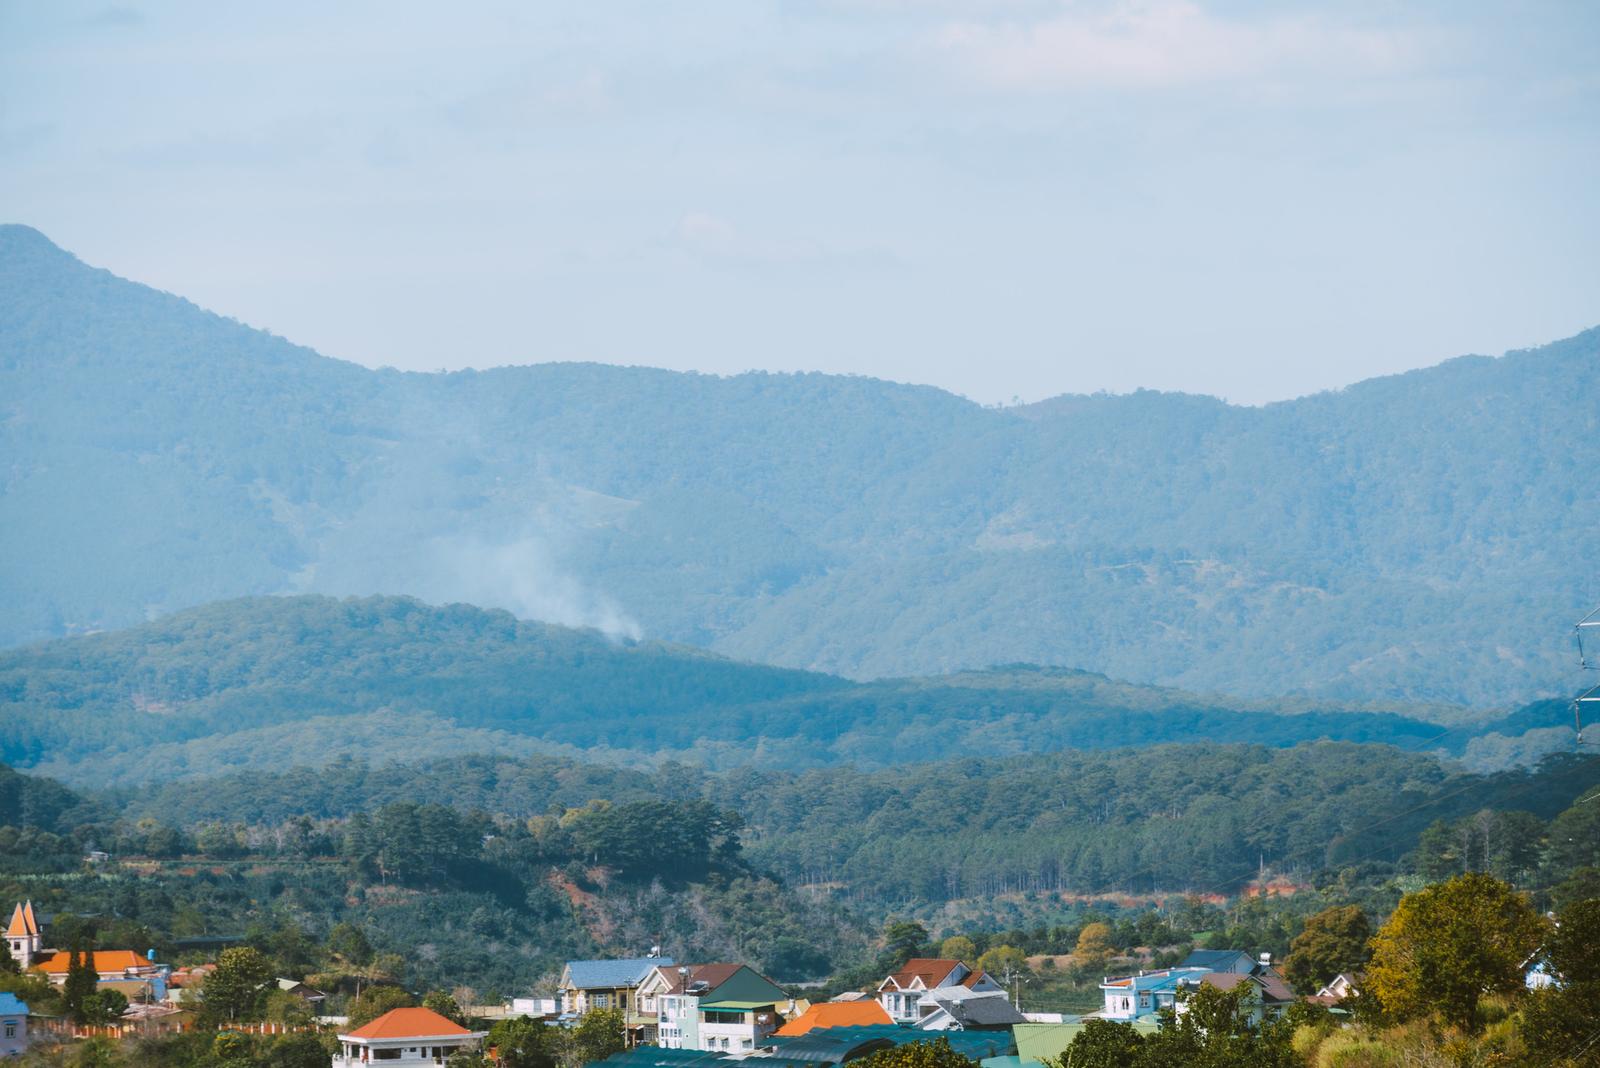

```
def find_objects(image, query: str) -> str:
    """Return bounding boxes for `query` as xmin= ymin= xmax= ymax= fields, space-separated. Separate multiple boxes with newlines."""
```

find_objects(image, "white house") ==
xmin=333 ymin=1006 xmax=484 ymax=1067
xmin=876 ymin=959 xmax=1003 ymax=1025
xmin=0 ymin=994 xmax=26 ymax=1058
xmin=642 ymin=963 xmax=788 ymax=1052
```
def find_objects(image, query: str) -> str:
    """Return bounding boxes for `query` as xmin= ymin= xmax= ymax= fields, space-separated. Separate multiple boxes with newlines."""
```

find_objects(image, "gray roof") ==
xmin=925 ymin=993 xmax=1026 ymax=1027
xmin=1180 ymin=950 xmax=1257 ymax=975
xmin=565 ymin=958 xmax=673 ymax=989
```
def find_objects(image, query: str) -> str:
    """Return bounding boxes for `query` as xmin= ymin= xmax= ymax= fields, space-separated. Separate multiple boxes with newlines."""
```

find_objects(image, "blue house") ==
xmin=0 ymin=993 xmax=27 ymax=1058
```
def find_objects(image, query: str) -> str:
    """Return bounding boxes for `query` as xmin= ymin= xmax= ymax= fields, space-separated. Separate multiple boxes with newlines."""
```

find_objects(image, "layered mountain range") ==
xmin=3 ymin=223 xmax=1597 ymax=705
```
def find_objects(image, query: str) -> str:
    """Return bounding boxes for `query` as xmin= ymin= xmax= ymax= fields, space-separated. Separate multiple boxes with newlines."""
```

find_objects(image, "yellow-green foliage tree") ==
xmin=1074 ymin=923 xmax=1115 ymax=973
xmin=1365 ymin=872 xmax=1547 ymax=1031
xmin=939 ymin=936 xmax=976 ymax=962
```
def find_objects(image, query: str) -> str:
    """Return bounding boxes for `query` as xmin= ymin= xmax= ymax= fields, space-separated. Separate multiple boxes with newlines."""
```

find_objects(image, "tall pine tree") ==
xmin=62 ymin=937 xmax=100 ymax=1024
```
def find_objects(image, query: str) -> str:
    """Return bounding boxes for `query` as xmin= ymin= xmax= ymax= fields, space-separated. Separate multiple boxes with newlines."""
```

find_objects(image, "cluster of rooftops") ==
xmin=9 ymin=901 xmax=1361 ymax=1067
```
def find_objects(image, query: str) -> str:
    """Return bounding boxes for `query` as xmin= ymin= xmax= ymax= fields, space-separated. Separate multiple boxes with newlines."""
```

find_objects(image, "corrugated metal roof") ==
xmin=565 ymin=958 xmax=674 ymax=989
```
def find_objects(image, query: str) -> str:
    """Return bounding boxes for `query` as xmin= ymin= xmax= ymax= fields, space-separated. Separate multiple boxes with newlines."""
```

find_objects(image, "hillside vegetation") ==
xmin=0 ymin=594 xmax=1544 ymax=787
xmin=3 ymin=225 xmax=1598 ymax=704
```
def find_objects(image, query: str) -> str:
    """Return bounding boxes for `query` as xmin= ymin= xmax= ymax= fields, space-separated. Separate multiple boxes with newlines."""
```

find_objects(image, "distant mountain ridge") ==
xmin=0 ymin=594 xmax=1531 ymax=787
xmin=3 ymin=224 xmax=1597 ymax=704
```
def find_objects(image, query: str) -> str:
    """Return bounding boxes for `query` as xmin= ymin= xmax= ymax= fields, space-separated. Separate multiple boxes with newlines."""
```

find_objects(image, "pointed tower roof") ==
xmin=6 ymin=902 xmax=39 ymax=938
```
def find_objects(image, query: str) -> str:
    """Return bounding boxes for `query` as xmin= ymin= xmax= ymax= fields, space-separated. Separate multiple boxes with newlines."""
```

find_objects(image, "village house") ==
xmin=558 ymin=957 xmax=672 ymax=1019
xmin=333 ymin=1006 xmax=485 ymax=1067
xmin=31 ymin=949 xmax=167 ymax=998
xmin=642 ymin=963 xmax=788 ymax=1053
xmin=1174 ymin=968 xmax=1297 ymax=1026
xmin=5 ymin=903 xmax=41 ymax=970
xmin=1315 ymin=973 xmax=1361 ymax=1002
xmin=276 ymin=978 xmax=327 ymax=1008
xmin=0 ymin=993 xmax=26 ymax=1058
xmin=875 ymin=959 xmax=1003 ymax=1025
xmin=914 ymin=987 xmax=1026 ymax=1032
xmin=1097 ymin=967 xmax=1208 ymax=1021
xmin=1098 ymin=950 xmax=1294 ymax=1023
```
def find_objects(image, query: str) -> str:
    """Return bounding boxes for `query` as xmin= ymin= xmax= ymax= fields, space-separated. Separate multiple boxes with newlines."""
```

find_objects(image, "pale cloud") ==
xmin=933 ymin=0 xmax=1416 ymax=91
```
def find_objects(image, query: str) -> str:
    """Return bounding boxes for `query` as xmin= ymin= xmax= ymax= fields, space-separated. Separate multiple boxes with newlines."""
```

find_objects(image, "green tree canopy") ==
xmin=854 ymin=1037 xmax=979 ymax=1068
xmin=488 ymin=1016 xmax=557 ymax=1068
xmin=1282 ymin=905 xmax=1371 ymax=994
xmin=346 ymin=986 xmax=414 ymax=1030
xmin=201 ymin=947 xmax=274 ymax=1024
xmin=1365 ymin=872 xmax=1547 ymax=1031
xmin=1053 ymin=1018 xmax=1145 ymax=1068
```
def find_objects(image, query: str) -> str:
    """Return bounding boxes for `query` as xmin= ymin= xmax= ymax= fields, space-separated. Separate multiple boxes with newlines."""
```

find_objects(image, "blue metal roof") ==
xmin=1180 ymin=950 xmax=1256 ymax=974
xmin=565 ymin=958 xmax=673 ymax=989
xmin=1103 ymin=965 xmax=1224 ymax=995
xmin=0 ymin=993 xmax=28 ymax=1016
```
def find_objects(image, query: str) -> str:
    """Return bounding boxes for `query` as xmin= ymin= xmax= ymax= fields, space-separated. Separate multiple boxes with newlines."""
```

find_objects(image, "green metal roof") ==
xmin=1013 ymin=1019 xmax=1157 ymax=1063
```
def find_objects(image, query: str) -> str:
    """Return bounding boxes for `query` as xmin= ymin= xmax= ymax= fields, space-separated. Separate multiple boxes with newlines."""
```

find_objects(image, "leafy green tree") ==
xmin=1546 ymin=794 xmax=1600 ymax=878
xmin=940 ymin=935 xmax=977 ymax=962
xmin=424 ymin=990 xmax=466 ymax=1025
xmin=346 ymin=985 xmax=414 ymax=1030
xmin=567 ymin=1007 xmax=627 ymax=1068
xmin=81 ymin=989 xmax=129 ymax=1025
xmin=264 ymin=1033 xmax=336 ymax=1068
xmin=1282 ymin=905 xmax=1371 ymax=993
xmin=1365 ymin=872 xmax=1547 ymax=1031
xmin=63 ymin=939 xmax=100 ymax=1024
xmin=1053 ymin=1018 xmax=1144 ymax=1068
xmin=1139 ymin=981 xmax=1299 ymax=1068
xmin=72 ymin=1036 xmax=123 ymax=1068
xmin=854 ymin=1037 xmax=979 ymax=1068
xmin=977 ymin=945 xmax=1028 ymax=980
xmin=1547 ymin=898 xmax=1600 ymax=982
xmin=487 ymin=1016 xmax=556 ymax=1068
xmin=1520 ymin=897 xmax=1600 ymax=1066
xmin=201 ymin=946 xmax=274 ymax=1023
xmin=884 ymin=920 xmax=930 ymax=960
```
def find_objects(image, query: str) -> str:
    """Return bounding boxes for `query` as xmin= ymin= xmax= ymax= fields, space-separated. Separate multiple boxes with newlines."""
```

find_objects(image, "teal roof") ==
xmin=980 ymin=1056 xmax=1042 ymax=1068
xmin=767 ymin=1026 xmax=1014 ymax=1063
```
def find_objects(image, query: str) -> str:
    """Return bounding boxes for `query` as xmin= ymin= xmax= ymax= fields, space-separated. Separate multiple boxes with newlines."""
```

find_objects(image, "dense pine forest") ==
xmin=4 ymin=744 xmax=1597 ymax=999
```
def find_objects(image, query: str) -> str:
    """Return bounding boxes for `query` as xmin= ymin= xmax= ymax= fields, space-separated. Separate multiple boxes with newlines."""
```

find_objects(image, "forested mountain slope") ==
xmin=0 ymin=595 xmax=1515 ymax=787
xmin=119 ymin=744 xmax=1600 ymax=907
xmin=3 ymin=224 xmax=1597 ymax=703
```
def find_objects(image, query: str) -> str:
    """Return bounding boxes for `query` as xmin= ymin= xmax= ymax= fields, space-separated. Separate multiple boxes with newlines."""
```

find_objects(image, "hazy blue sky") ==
xmin=2 ymin=1 xmax=1596 ymax=404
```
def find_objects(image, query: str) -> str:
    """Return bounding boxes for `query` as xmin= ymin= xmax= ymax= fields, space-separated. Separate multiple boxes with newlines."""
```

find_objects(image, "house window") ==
xmin=4 ymin=1022 xmax=14 ymax=1038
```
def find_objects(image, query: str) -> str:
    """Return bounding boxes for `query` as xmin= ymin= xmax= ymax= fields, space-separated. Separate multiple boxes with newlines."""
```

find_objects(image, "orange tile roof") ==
xmin=774 ymin=1000 xmax=893 ymax=1036
xmin=6 ymin=902 xmax=39 ymax=938
xmin=880 ymin=958 xmax=961 ymax=991
xmin=33 ymin=950 xmax=151 ymax=974
xmin=344 ymin=1007 xmax=473 ymax=1040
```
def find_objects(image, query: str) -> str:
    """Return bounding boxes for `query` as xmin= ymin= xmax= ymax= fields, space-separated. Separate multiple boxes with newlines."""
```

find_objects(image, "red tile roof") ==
xmin=879 ymin=958 xmax=961 ymax=991
xmin=344 ymin=1007 xmax=473 ymax=1040
xmin=775 ymin=1001 xmax=893 ymax=1036
xmin=664 ymin=963 xmax=743 ymax=996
